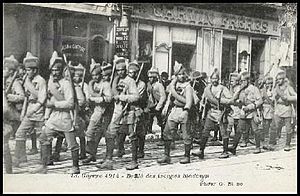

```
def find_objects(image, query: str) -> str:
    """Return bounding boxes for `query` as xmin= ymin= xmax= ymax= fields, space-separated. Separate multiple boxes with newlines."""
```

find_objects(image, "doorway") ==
xmin=171 ymin=43 xmax=196 ymax=74
xmin=251 ymin=39 xmax=265 ymax=83
xmin=221 ymin=38 xmax=237 ymax=85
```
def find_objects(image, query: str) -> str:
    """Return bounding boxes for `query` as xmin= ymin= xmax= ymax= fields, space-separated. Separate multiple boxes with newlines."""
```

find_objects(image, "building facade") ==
xmin=4 ymin=3 xmax=295 ymax=83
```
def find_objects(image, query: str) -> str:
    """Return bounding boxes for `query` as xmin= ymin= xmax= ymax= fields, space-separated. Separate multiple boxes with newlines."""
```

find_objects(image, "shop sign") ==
xmin=115 ymin=27 xmax=129 ymax=58
xmin=61 ymin=40 xmax=86 ymax=62
xmin=132 ymin=4 xmax=280 ymax=36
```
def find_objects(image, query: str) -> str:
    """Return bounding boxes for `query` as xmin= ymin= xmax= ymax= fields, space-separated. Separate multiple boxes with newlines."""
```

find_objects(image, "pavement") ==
xmin=3 ymin=124 xmax=297 ymax=193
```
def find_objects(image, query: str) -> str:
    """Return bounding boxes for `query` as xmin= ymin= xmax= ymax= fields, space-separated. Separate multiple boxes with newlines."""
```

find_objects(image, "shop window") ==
xmin=90 ymin=22 xmax=107 ymax=39
xmin=171 ymin=43 xmax=196 ymax=74
xmin=138 ymin=30 xmax=153 ymax=62
xmin=62 ymin=18 xmax=87 ymax=37
xmin=221 ymin=38 xmax=237 ymax=83
xmin=61 ymin=38 xmax=87 ymax=65
xmin=251 ymin=39 xmax=265 ymax=84
xmin=89 ymin=36 xmax=106 ymax=64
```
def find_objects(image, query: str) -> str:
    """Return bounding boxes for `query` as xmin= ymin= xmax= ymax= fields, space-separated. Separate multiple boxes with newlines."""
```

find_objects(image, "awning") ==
xmin=19 ymin=3 xmax=120 ymax=17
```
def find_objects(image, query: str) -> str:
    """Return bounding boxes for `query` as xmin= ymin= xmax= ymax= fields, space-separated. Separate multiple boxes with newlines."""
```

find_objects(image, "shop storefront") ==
xmin=129 ymin=4 xmax=282 ymax=81
xmin=4 ymin=3 xmax=120 ymax=79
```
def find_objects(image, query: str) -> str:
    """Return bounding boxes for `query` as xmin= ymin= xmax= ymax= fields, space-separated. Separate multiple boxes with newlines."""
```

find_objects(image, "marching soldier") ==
xmin=231 ymin=71 xmax=263 ymax=154
xmin=99 ymin=57 xmax=140 ymax=170
xmin=52 ymin=63 xmax=89 ymax=162
xmin=126 ymin=60 xmax=147 ymax=158
xmin=37 ymin=51 xmax=80 ymax=174
xmin=260 ymin=76 xmax=274 ymax=149
xmin=192 ymin=69 xmax=233 ymax=159
xmin=266 ymin=69 xmax=297 ymax=151
xmin=157 ymin=62 xmax=193 ymax=164
xmin=145 ymin=67 xmax=167 ymax=138
xmin=83 ymin=59 xmax=113 ymax=165
xmin=3 ymin=55 xmax=24 ymax=173
xmin=14 ymin=52 xmax=47 ymax=167
xmin=226 ymin=72 xmax=242 ymax=155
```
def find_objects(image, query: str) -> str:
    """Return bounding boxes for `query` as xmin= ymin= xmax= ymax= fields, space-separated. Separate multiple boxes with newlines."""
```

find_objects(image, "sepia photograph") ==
xmin=3 ymin=2 xmax=297 ymax=193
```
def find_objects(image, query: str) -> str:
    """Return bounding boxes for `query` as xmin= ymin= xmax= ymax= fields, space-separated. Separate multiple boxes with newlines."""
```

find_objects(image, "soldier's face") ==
xmin=18 ymin=67 xmax=26 ymax=78
xmin=73 ymin=74 xmax=82 ymax=83
xmin=276 ymin=75 xmax=285 ymax=86
xmin=102 ymin=73 xmax=110 ymax=82
xmin=128 ymin=69 xmax=138 ymax=80
xmin=91 ymin=70 xmax=100 ymax=82
xmin=240 ymin=76 xmax=249 ymax=87
xmin=51 ymin=67 xmax=62 ymax=82
xmin=148 ymin=75 xmax=156 ymax=84
xmin=265 ymin=82 xmax=273 ymax=90
xmin=211 ymin=75 xmax=219 ymax=86
xmin=230 ymin=78 xmax=238 ymax=87
xmin=117 ymin=68 xmax=126 ymax=78
xmin=177 ymin=70 xmax=186 ymax=82
xmin=26 ymin=67 xmax=37 ymax=79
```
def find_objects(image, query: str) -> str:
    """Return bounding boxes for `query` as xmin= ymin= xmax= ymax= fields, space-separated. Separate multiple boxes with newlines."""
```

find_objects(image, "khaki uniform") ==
xmin=269 ymin=82 xmax=297 ymax=145
xmin=15 ymin=75 xmax=46 ymax=141
xmin=85 ymin=80 xmax=112 ymax=141
xmin=40 ymin=78 xmax=79 ymax=151
xmin=145 ymin=81 xmax=166 ymax=132
xmin=237 ymin=84 xmax=263 ymax=149
xmin=107 ymin=76 xmax=139 ymax=140
xmin=164 ymin=81 xmax=193 ymax=145
xmin=260 ymin=87 xmax=274 ymax=140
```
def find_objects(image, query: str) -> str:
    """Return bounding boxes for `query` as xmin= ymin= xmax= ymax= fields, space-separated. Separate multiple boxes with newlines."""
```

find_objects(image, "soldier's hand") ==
xmin=6 ymin=94 xmax=16 ymax=102
xmin=114 ymin=95 xmax=120 ymax=102
xmin=46 ymin=100 xmax=55 ymax=108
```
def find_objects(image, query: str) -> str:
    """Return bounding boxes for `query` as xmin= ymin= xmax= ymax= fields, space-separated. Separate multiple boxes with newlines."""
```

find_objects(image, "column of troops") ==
xmin=3 ymin=51 xmax=297 ymax=174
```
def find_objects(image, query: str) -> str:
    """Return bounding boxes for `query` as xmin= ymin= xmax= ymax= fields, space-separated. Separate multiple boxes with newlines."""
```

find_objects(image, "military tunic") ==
xmin=41 ymin=77 xmax=79 ymax=151
xmin=107 ymin=76 xmax=139 ymax=140
xmin=15 ymin=74 xmax=47 ymax=141
xmin=164 ymin=81 xmax=193 ymax=145
xmin=85 ymin=79 xmax=112 ymax=142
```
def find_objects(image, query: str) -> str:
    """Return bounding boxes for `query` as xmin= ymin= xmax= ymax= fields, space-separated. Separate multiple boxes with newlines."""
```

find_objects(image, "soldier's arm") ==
xmin=83 ymin=83 xmax=90 ymax=101
xmin=220 ymin=87 xmax=233 ymax=105
xmin=120 ymin=79 xmax=139 ymax=103
xmin=287 ymin=85 xmax=297 ymax=102
xmin=156 ymin=83 xmax=167 ymax=110
xmin=54 ymin=80 xmax=74 ymax=109
xmin=169 ymin=82 xmax=186 ymax=103
xmin=75 ymin=86 xmax=86 ymax=106
xmin=92 ymin=82 xmax=112 ymax=103
xmin=24 ymin=78 xmax=39 ymax=97
xmin=184 ymin=85 xmax=193 ymax=110
xmin=246 ymin=86 xmax=263 ymax=110
xmin=111 ymin=76 xmax=120 ymax=96
xmin=7 ymin=80 xmax=25 ymax=103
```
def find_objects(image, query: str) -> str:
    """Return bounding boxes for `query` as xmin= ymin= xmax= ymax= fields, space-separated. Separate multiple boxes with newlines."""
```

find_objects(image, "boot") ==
xmin=228 ymin=132 xmax=241 ymax=155
xmin=4 ymin=145 xmax=12 ymax=174
xmin=31 ymin=144 xmax=49 ymax=174
xmin=284 ymin=133 xmax=292 ymax=151
xmin=82 ymin=141 xmax=97 ymax=165
xmin=180 ymin=144 xmax=191 ymax=164
xmin=27 ymin=132 xmax=38 ymax=155
xmin=52 ymin=137 xmax=63 ymax=162
xmin=137 ymin=137 xmax=145 ymax=158
xmin=170 ymin=141 xmax=175 ymax=150
xmin=157 ymin=141 xmax=171 ymax=164
xmin=219 ymin=138 xmax=230 ymax=158
xmin=114 ymin=133 xmax=126 ymax=158
xmin=192 ymin=137 xmax=208 ymax=159
xmin=211 ymin=131 xmax=218 ymax=141
xmin=126 ymin=140 xmax=139 ymax=170
xmin=79 ymin=137 xmax=87 ymax=160
xmin=218 ymin=131 xmax=222 ymax=141
xmin=97 ymin=138 xmax=114 ymax=170
xmin=277 ymin=128 xmax=282 ymax=139
xmin=253 ymin=133 xmax=261 ymax=154
xmin=61 ymin=139 xmax=68 ymax=152
xmin=46 ymin=142 xmax=54 ymax=166
xmin=67 ymin=150 xmax=80 ymax=174
xmin=13 ymin=140 xmax=27 ymax=167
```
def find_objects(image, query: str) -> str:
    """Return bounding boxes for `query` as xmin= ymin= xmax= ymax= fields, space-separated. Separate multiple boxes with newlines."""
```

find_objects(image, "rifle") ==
xmin=3 ymin=71 xmax=18 ymax=116
xmin=20 ymin=73 xmax=29 ymax=121
xmin=110 ymin=59 xmax=116 ymax=87
xmin=121 ymin=62 xmax=145 ymax=114
xmin=63 ymin=54 xmax=78 ymax=128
